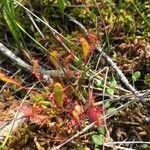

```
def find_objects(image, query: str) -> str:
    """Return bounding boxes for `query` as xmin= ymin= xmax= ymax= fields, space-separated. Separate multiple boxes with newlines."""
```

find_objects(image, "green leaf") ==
xmin=106 ymin=88 xmax=114 ymax=96
xmin=2 ymin=0 xmax=24 ymax=47
xmin=104 ymin=100 xmax=111 ymax=108
xmin=107 ymin=108 xmax=117 ymax=114
xmin=95 ymin=79 xmax=102 ymax=87
xmin=110 ymin=78 xmax=117 ymax=88
xmin=57 ymin=0 xmax=65 ymax=13
xmin=92 ymin=134 xmax=104 ymax=145
xmin=141 ymin=144 xmax=150 ymax=149
xmin=97 ymin=127 xmax=105 ymax=135
xmin=132 ymin=71 xmax=141 ymax=81
xmin=144 ymin=73 xmax=150 ymax=85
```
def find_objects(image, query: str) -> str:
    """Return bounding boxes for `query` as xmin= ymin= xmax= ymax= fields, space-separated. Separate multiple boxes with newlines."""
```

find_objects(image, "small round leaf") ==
xmin=107 ymin=88 xmax=114 ymax=96
xmin=92 ymin=134 xmax=104 ymax=145
xmin=132 ymin=71 xmax=141 ymax=81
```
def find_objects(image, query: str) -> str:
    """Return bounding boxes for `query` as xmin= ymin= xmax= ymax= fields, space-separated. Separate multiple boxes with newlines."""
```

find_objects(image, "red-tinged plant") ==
xmin=32 ymin=59 xmax=54 ymax=84
xmin=22 ymin=105 xmax=49 ymax=127
xmin=72 ymin=104 xmax=84 ymax=125
xmin=86 ymin=105 xmax=104 ymax=126
xmin=32 ymin=59 xmax=42 ymax=81
xmin=64 ymin=54 xmax=74 ymax=71
xmin=86 ymin=90 xmax=104 ymax=126
xmin=0 ymin=70 xmax=28 ymax=90
xmin=79 ymin=32 xmax=98 ymax=64
xmin=87 ymin=32 xmax=99 ymax=50
xmin=49 ymin=50 xmax=60 ymax=69
xmin=79 ymin=36 xmax=91 ymax=63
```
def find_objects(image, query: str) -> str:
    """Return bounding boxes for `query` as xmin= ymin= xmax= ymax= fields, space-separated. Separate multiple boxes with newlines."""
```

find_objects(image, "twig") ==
xmin=111 ymin=141 xmax=150 ymax=145
xmin=103 ymin=144 xmax=136 ymax=150
xmin=102 ymin=67 xmax=116 ymax=150
xmin=48 ymin=3 xmax=102 ymax=8
xmin=0 ymin=43 xmax=31 ymax=70
xmin=64 ymin=13 xmax=88 ymax=36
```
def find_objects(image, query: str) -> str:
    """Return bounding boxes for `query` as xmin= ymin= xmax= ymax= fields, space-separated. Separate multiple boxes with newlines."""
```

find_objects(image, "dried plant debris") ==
xmin=110 ymin=102 xmax=150 ymax=141
xmin=114 ymin=39 xmax=150 ymax=72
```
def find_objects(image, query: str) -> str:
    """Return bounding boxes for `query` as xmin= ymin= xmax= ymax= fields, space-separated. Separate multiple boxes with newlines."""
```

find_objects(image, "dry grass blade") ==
xmin=27 ymin=12 xmax=45 ymax=39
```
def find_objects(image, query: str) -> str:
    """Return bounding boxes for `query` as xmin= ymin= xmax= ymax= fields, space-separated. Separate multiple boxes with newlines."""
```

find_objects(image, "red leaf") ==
xmin=86 ymin=105 xmax=104 ymax=126
xmin=32 ymin=59 xmax=42 ymax=80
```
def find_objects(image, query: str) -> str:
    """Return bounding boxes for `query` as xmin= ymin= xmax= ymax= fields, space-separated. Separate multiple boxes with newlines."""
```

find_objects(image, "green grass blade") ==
xmin=2 ymin=0 xmax=24 ymax=46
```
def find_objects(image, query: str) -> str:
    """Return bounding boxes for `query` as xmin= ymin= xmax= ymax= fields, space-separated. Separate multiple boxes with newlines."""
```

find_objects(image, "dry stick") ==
xmin=111 ymin=141 xmax=150 ymax=145
xmin=49 ymin=3 xmax=102 ymax=8
xmin=0 ymin=43 xmax=72 ymax=78
xmin=102 ymin=67 xmax=116 ymax=150
xmin=103 ymin=144 xmax=136 ymax=150
xmin=0 ymin=43 xmax=30 ymax=70
xmin=64 ymin=13 xmax=88 ymax=36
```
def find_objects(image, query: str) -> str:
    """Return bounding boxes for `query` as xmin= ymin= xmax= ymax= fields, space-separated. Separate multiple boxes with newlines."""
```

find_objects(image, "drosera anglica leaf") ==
xmin=0 ymin=71 xmax=27 ymax=90
xmin=54 ymin=82 xmax=64 ymax=107
xmin=79 ymin=37 xmax=90 ymax=63
xmin=49 ymin=50 xmax=60 ymax=69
